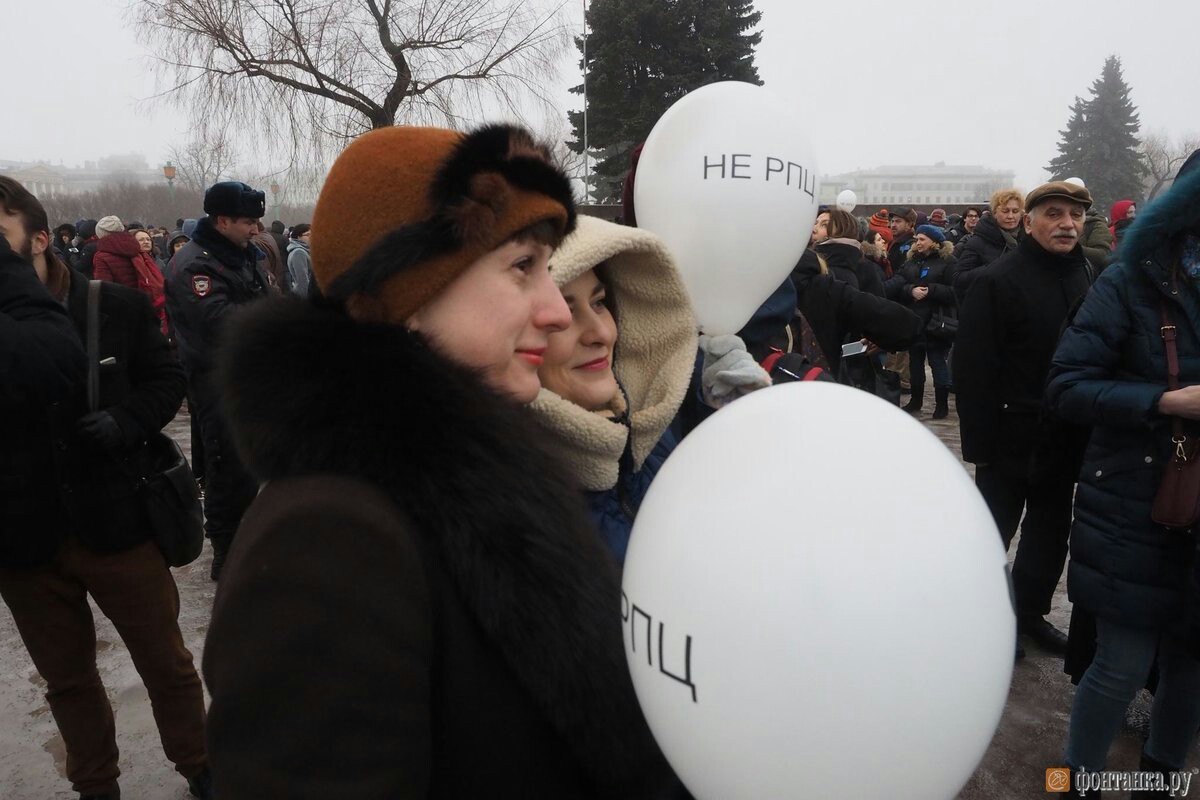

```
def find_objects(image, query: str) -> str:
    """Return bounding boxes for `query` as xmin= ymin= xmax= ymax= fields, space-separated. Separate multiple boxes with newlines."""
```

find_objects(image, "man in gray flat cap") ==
xmin=955 ymin=180 xmax=1096 ymax=658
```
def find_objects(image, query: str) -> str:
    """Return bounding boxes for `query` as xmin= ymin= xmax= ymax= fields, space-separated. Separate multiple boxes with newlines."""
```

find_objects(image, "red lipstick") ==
xmin=577 ymin=356 xmax=610 ymax=372
xmin=517 ymin=348 xmax=546 ymax=366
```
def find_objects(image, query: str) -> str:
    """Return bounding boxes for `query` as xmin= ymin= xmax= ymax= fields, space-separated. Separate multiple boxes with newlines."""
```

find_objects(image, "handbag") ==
xmin=1150 ymin=286 xmax=1200 ymax=529
xmin=924 ymin=309 xmax=958 ymax=343
xmin=87 ymin=281 xmax=205 ymax=566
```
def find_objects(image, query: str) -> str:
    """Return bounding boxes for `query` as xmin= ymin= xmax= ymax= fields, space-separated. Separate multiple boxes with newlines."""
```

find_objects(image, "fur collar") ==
xmin=191 ymin=216 xmax=256 ymax=271
xmin=218 ymin=296 xmax=669 ymax=793
xmin=529 ymin=216 xmax=697 ymax=484
xmin=1121 ymin=166 xmax=1200 ymax=269
xmin=910 ymin=241 xmax=956 ymax=261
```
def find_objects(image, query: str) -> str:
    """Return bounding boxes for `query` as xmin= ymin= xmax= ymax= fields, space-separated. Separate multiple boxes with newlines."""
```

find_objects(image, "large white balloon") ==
xmin=836 ymin=189 xmax=857 ymax=212
xmin=633 ymin=82 xmax=820 ymax=335
xmin=623 ymin=382 xmax=1013 ymax=800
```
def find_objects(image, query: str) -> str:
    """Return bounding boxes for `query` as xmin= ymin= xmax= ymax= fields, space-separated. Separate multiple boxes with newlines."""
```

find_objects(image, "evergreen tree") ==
xmin=1047 ymin=55 xmax=1146 ymax=213
xmin=1046 ymin=97 xmax=1091 ymax=183
xmin=568 ymin=0 xmax=763 ymax=203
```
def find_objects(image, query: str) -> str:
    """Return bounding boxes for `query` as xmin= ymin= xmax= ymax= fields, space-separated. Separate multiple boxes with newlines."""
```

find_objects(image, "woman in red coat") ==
xmin=93 ymin=216 xmax=142 ymax=290
xmin=132 ymin=229 xmax=169 ymax=336
xmin=93 ymin=218 xmax=168 ymax=335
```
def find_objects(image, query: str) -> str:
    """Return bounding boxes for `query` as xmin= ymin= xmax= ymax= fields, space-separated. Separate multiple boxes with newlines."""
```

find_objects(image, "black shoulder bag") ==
xmin=87 ymin=281 xmax=205 ymax=566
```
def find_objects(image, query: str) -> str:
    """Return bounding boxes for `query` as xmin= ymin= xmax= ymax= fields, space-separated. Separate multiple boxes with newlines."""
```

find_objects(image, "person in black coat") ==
xmin=894 ymin=225 xmax=957 ymax=418
xmin=955 ymin=182 xmax=1095 ymax=659
xmin=53 ymin=222 xmax=80 ymax=267
xmin=887 ymin=207 xmax=917 ymax=271
xmin=203 ymin=123 xmax=681 ymax=799
xmin=0 ymin=234 xmax=85 ymax=407
xmin=0 ymin=177 xmax=209 ymax=800
xmin=953 ymin=189 xmax=1024 ymax=302
xmin=74 ymin=218 xmax=99 ymax=278
xmin=791 ymin=248 xmax=922 ymax=376
xmin=1047 ymin=151 xmax=1200 ymax=782
xmin=815 ymin=208 xmax=885 ymax=297
xmin=164 ymin=183 xmax=272 ymax=580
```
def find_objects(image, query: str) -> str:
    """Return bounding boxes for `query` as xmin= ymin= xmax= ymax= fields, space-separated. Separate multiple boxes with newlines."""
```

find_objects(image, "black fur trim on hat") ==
xmin=324 ymin=218 xmax=458 ymax=303
xmin=431 ymin=123 xmax=578 ymax=241
xmin=326 ymin=124 xmax=576 ymax=303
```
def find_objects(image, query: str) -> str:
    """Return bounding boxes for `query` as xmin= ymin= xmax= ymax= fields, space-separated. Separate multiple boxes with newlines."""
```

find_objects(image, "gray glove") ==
xmin=699 ymin=333 xmax=772 ymax=409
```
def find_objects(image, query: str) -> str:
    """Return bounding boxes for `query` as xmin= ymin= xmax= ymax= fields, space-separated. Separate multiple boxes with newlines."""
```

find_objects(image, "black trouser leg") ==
xmin=1011 ymin=477 xmax=1075 ymax=618
xmin=974 ymin=458 xmax=1028 ymax=551
xmin=189 ymin=395 xmax=205 ymax=483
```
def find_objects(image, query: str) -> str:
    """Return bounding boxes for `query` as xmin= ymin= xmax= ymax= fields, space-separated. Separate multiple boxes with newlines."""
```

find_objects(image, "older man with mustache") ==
xmin=954 ymin=181 xmax=1095 ymax=658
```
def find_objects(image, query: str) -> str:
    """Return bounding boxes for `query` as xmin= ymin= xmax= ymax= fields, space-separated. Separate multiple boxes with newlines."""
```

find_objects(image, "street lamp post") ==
xmin=270 ymin=181 xmax=281 ymax=222
xmin=162 ymin=161 xmax=176 ymax=201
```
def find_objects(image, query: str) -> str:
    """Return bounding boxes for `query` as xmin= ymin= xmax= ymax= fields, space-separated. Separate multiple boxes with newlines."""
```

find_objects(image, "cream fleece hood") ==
xmin=528 ymin=215 xmax=697 ymax=491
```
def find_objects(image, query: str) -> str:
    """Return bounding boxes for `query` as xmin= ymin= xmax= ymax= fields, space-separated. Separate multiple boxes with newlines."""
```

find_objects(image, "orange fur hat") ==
xmin=312 ymin=124 xmax=577 ymax=322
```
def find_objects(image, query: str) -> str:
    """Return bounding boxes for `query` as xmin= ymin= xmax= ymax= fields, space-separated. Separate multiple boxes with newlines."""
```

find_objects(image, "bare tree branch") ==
xmin=132 ymin=0 xmax=569 ymax=172
xmin=166 ymin=130 xmax=240 ymax=192
xmin=1140 ymin=130 xmax=1200 ymax=202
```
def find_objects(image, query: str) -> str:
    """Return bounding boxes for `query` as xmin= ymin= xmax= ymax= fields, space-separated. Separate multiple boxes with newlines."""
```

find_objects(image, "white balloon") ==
xmin=623 ymin=382 xmax=1013 ymax=800
xmin=836 ymin=189 xmax=857 ymax=212
xmin=633 ymin=82 xmax=820 ymax=335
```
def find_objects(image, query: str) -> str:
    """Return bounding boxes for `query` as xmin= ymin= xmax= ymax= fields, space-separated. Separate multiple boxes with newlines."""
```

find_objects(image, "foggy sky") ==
xmin=5 ymin=0 xmax=1196 ymax=193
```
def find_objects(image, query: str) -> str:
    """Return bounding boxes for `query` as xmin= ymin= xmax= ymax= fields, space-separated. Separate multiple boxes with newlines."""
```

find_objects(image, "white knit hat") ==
xmin=95 ymin=215 xmax=124 ymax=238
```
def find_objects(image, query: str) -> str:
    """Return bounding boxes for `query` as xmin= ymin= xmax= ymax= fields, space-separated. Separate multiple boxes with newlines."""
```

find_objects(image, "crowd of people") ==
xmin=1 ymin=122 xmax=1199 ymax=799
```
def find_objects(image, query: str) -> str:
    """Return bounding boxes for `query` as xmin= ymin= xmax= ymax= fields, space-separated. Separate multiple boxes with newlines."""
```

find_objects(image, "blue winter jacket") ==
xmin=1046 ymin=167 xmax=1200 ymax=630
xmin=586 ymin=427 xmax=679 ymax=565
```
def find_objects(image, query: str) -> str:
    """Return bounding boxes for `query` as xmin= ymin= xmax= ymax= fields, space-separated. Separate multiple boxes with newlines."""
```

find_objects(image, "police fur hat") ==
xmin=312 ymin=123 xmax=576 ymax=323
xmin=204 ymin=181 xmax=267 ymax=219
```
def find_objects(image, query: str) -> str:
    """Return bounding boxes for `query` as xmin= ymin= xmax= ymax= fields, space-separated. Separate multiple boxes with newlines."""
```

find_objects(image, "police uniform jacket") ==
xmin=165 ymin=217 xmax=269 ymax=389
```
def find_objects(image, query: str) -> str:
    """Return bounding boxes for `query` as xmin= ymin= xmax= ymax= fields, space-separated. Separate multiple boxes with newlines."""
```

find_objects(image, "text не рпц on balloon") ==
xmin=702 ymin=154 xmax=816 ymax=198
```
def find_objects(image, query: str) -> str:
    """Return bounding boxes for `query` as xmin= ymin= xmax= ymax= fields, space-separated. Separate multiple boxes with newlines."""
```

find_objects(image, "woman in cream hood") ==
xmin=529 ymin=215 xmax=699 ymax=563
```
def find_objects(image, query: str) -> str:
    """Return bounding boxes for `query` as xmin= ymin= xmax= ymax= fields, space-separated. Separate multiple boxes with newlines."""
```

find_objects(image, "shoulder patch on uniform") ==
xmin=192 ymin=275 xmax=212 ymax=297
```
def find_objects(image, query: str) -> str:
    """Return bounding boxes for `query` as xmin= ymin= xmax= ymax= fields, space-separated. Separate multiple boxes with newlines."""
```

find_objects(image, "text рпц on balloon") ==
xmin=622 ymin=592 xmax=697 ymax=703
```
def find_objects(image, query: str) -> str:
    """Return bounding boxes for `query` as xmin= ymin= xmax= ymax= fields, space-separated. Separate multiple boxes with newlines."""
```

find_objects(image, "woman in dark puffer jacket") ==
xmin=894 ymin=226 xmax=957 ymax=418
xmin=1047 ymin=151 xmax=1200 ymax=784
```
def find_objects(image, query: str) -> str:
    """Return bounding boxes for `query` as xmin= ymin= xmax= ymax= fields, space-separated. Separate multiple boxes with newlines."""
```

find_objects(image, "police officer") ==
xmin=165 ymin=181 xmax=270 ymax=580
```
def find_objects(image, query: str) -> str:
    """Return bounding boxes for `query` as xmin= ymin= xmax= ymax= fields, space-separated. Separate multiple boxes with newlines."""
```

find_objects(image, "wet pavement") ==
xmin=0 ymin=393 xmax=1196 ymax=798
xmin=914 ymin=381 xmax=1196 ymax=800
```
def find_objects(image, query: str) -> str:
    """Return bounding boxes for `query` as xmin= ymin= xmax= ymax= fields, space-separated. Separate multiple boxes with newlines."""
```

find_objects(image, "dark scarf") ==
xmin=191 ymin=217 xmax=257 ymax=272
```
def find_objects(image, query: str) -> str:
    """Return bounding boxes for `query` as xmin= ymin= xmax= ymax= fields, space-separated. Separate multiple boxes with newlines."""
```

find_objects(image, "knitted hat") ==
xmin=915 ymin=224 xmax=946 ymax=244
xmin=929 ymin=208 xmax=948 ymax=226
xmin=95 ymin=216 xmax=124 ymax=238
xmin=868 ymin=209 xmax=891 ymax=236
xmin=312 ymin=123 xmax=576 ymax=323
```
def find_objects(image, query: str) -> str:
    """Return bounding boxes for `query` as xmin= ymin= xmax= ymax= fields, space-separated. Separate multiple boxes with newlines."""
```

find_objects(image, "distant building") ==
xmin=0 ymin=155 xmax=166 ymax=197
xmin=819 ymin=163 xmax=1017 ymax=207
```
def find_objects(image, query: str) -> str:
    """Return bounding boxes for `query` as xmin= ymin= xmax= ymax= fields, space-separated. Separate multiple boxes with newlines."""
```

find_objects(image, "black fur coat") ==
xmin=202 ymin=295 xmax=680 ymax=799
